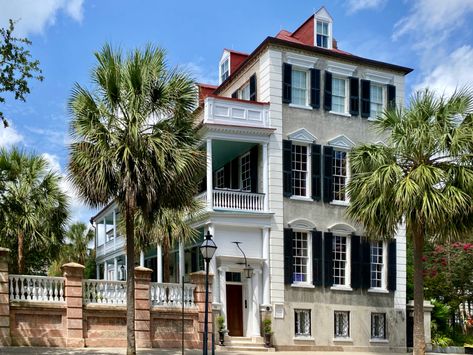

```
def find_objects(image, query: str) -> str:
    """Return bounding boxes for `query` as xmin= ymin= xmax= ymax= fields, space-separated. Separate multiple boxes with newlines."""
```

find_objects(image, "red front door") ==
xmin=226 ymin=284 xmax=243 ymax=336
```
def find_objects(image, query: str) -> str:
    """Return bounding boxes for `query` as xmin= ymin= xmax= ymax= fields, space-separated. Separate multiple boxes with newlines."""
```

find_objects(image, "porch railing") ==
xmin=150 ymin=282 xmax=196 ymax=308
xmin=83 ymin=279 xmax=126 ymax=305
xmin=213 ymin=189 xmax=264 ymax=211
xmin=9 ymin=275 xmax=65 ymax=302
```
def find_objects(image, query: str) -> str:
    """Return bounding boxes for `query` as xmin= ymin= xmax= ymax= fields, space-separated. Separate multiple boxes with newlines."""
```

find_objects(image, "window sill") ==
xmin=289 ymin=103 xmax=312 ymax=110
xmin=329 ymin=200 xmax=349 ymax=207
xmin=294 ymin=336 xmax=315 ymax=341
xmin=370 ymin=338 xmax=389 ymax=343
xmin=329 ymin=110 xmax=352 ymax=118
xmin=291 ymin=283 xmax=315 ymax=289
xmin=368 ymin=288 xmax=389 ymax=294
xmin=290 ymin=196 xmax=314 ymax=202
xmin=330 ymin=285 xmax=353 ymax=292
xmin=333 ymin=337 xmax=353 ymax=343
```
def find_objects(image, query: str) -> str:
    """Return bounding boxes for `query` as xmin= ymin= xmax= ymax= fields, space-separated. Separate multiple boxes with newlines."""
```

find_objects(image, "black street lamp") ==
xmin=200 ymin=230 xmax=217 ymax=355
xmin=232 ymin=241 xmax=253 ymax=279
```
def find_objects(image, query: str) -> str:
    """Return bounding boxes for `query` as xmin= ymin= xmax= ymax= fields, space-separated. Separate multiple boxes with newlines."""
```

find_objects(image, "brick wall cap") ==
xmin=61 ymin=262 xmax=85 ymax=269
xmin=0 ymin=247 xmax=10 ymax=253
xmin=189 ymin=271 xmax=214 ymax=276
xmin=135 ymin=266 xmax=153 ymax=273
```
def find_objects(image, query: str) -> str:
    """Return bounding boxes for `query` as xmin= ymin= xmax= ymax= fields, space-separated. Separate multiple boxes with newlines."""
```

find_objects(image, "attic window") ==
xmin=220 ymin=59 xmax=229 ymax=83
xmin=316 ymin=21 xmax=329 ymax=48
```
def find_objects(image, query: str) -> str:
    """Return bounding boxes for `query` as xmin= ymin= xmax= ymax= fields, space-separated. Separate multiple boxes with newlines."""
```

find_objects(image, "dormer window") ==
xmin=316 ymin=21 xmax=329 ymax=48
xmin=220 ymin=59 xmax=229 ymax=83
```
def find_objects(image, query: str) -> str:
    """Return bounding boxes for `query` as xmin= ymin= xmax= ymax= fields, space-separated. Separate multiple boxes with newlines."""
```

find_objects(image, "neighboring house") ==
xmin=91 ymin=7 xmax=412 ymax=352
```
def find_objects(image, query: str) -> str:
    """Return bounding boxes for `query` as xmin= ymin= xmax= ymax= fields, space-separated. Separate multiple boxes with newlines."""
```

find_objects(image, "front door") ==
xmin=226 ymin=284 xmax=243 ymax=336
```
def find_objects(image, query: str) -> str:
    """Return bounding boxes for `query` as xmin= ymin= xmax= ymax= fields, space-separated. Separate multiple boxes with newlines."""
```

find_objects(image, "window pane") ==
xmin=293 ymin=232 xmax=309 ymax=283
xmin=215 ymin=168 xmax=225 ymax=189
xmin=292 ymin=70 xmax=307 ymax=105
xmin=240 ymin=83 xmax=250 ymax=100
xmin=295 ymin=309 xmax=311 ymax=336
xmin=332 ymin=150 xmax=347 ymax=201
xmin=333 ymin=236 xmax=347 ymax=285
xmin=370 ymin=84 xmax=383 ymax=118
xmin=334 ymin=311 xmax=350 ymax=337
xmin=240 ymin=153 xmax=251 ymax=192
xmin=332 ymin=78 xmax=346 ymax=113
xmin=291 ymin=145 xmax=308 ymax=196
xmin=370 ymin=242 xmax=384 ymax=288
xmin=371 ymin=313 xmax=386 ymax=339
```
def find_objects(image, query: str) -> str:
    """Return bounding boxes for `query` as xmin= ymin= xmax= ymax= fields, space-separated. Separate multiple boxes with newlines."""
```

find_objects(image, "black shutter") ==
xmin=387 ymin=239 xmax=397 ymax=291
xmin=231 ymin=158 xmax=239 ymax=189
xmin=250 ymin=146 xmax=258 ymax=193
xmin=361 ymin=238 xmax=371 ymax=289
xmin=284 ymin=228 xmax=294 ymax=285
xmin=310 ymin=69 xmax=321 ymax=109
xmin=312 ymin=230 xmax=323 ymax=286
xmin=322 ymin=146 xmax=333 ymax=203
xmin=249 ymin=74 xmax=257 ymax=101
xmin=324 ymin=71 xmax=332 ymax=111
xmin=361 ymin=79 xmax=371 ymax=118
xmin=351 ymin=235 xmax=362 ymax=289
xmin=191 ymin=248 xmax=198 ymax=272
xmin=282 ymin=63 xmax=292 ymax=104
xmin=324 ymin=232 xmax=333 ymax=287
xmin=199 ymin=175 xmax=206 ymax=193
xmin=387 ymin=84 xmax=396 ymax=109
xmin=349 ymin=77 xmax=360 ymax=116
xmin=311 ymin=144 xmax=322 ymax=201
xmin=283 ymin=140 xmax=293 ymax=197
xmin=231 ymin=90 xmax=238 ymax=99
xmin=223 ymin=162 xmax=231 ymax=188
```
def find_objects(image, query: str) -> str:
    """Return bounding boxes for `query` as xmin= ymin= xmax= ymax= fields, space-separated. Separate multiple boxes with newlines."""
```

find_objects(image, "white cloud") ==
xmin=0 ymin=0 xmax=84 ymax=36
xmin=414 ymin=45 xmax=473 ymax=96
xmin=0 ymin=126 xmax=23 ymax=147
xmin=347 ymin=0 xmax=386 ymax=14
xmin=393 ymin=0 xmax=473 ymax=50
xmin=182 ymin=61 xmax=218 ymax=86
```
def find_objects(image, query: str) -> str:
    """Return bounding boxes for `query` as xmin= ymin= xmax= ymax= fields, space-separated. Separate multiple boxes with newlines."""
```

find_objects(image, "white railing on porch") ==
xmin=213 ymin=189 xmax=264 ymax=211
xmin=9 ymin=275 xmax=65 ymax=302
xmin=204 ymin=96 xmax=269 ymax=127
xmin=83 ymin=279 xmax=126 ymax=305
xmin=150 ymin=283 xmax=196 ymax=308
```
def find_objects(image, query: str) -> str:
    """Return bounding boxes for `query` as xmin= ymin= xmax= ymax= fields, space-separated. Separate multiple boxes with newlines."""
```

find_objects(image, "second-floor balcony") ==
xmin=197 ymin=189 xmax=265 ymax=212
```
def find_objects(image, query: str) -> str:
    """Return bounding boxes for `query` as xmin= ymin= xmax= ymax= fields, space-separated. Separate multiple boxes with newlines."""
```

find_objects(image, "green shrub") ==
xmin=216 ymin=315 xmax=225 ymax=331
xmin=263 ymin=318 xmax=272 ymax=334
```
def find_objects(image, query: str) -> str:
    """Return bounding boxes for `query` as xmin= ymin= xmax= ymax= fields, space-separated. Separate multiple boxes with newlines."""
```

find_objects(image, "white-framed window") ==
xmin=370 ymin=83 xmax=384 ymax=119
xmin=220 ymin=58 xmax=229 ymax=83
xmin=291 ymin=144 xmax=308 ymax=197
xmin=334 ymin=311 xmax=350 ymax=338
xmin=371 ymin=313 xmax=386 ymax=339
xmin=215 ymin=168 xmax=224 ymax=189
xmin=292 ymin=68 xmax=309 ymax=106
xmin=333 ymin=235 xmax=350 ymax=286
xmin=239 ymin=82 xmax=250 ymax=100
xmin=332 ymin=150 xmax=348 ymax=202
xmin=295 ymin=309 xmax=311 ymax=337
xmin=240 ymin=152 xmax=251 ymax=192
xmin=293 ymin=231 xmax=310 ymax=283
xmin=332 ymin=77 xmax=347 ymax=114
xmin=316 ymin=20 xmax=329 ymax=48
xmin=370 ymin=241 xmax=387 ymax=289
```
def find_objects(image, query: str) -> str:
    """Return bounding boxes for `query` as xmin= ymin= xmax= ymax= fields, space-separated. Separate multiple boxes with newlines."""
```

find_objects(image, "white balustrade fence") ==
xmin=213 ymin=189 xmax=264 ymax=211
xmin=9 ymin=275 xmax=65 ymax=302
xmin=83 ymin=280 xmax=126 ymax=304
xmin=150 ymin=283 xmax=196 ymax=308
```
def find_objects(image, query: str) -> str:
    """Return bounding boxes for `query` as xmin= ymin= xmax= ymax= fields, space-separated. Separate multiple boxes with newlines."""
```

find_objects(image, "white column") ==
xmin=218 ymin=266 xmax=228 ymax=326
xmin=113 ymin=209 xmax=117 ymax=251
xmin=206 ymin=138 xmax=213 ymax=210
xmin=262 ymin=227 xmax=270 ymax=305
xmin=124 ymin=255 xmax=127 ymax=280
xmin=96 ymin=264 xmax=100 ymax=280
xmin=207 ymin=224 xmax=218 ymax=298
xmin=251 ymin=270 xmax=262 ymax=337
xmin=114 ymin=258 xmax=118 ymax=281
xmin=104 ymin=261 xmax=108 ymax=281
xmin=103 ymin=217 xmax=106 ymax=243
xmin=179 ymin=242 xmax=185 ymax=281
xmin=157 ymin=244 xmax=163 ymax=283
xmin=246 ymin=276 xmax=253 ymax=337
xmin=140 ymin=250 xmax=145 ymax=267
xmin=262 ymin=142 xmax=269 ymax=211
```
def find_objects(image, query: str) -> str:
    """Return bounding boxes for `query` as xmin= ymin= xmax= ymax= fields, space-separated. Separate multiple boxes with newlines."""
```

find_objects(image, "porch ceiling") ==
xmin=212 ymin=140 xmax=256 ymax=170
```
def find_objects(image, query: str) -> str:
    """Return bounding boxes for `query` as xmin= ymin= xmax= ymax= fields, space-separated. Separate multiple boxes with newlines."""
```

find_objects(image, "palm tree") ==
xmin=347 ymin=88 xmax=473 ymax=355
xmin=68 ymin=44 xmax=204 ymax=355
xmin=0 ymin=147 xmax=69 ymax=274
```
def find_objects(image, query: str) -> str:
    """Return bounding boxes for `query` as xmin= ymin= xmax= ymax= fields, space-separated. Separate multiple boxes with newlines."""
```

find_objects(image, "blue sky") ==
xmin=1 ymin=0 xmax=472 ymax=223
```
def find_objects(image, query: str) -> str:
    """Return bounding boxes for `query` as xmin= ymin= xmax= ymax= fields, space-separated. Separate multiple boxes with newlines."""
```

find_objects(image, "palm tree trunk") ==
xmin=125 ymin=191 xmax=136 ymax=355
xmin=163 ymin=235 xmax=170 ymax=283
xmin=18 ymin=230 xmax=25 ymax=274
xmin=412 ymin=224 xmax=426 ymax=355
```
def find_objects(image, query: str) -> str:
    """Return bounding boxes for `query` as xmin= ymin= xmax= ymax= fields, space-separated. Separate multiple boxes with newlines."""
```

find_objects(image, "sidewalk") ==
xmin=0 ymin=348 xmax=464 ymax=355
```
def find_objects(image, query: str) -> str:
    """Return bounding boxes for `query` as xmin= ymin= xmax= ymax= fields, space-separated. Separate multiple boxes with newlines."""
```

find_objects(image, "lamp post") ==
xmin=200 ymin=230 xmax=217 ymax=355
xmin=232 ymin=241 xmax=253 ymax=279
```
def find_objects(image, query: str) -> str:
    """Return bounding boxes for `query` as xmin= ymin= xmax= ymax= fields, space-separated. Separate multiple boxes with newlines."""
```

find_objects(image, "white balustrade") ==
xmin=150 ymin=283 xmax=196 ymax=308
xmin=9 ymin=275 xmax=65 ymax=302
xmin=204 ymin=96 xmax=269 ymax=127
xmin=83 ymin=279 xmax=126 ymax=305
xmin=213 ymin=189 xmax=264 ymax=211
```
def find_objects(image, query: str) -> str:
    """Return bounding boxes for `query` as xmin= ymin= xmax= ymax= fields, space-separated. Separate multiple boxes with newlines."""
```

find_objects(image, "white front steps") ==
xmin=217 ymin=336 xmax=275 ymax=352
